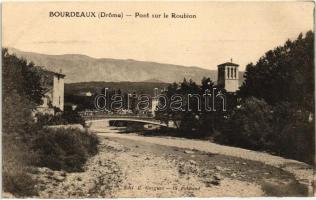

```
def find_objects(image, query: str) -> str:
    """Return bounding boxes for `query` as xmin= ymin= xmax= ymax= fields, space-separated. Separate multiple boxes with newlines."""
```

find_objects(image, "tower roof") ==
xmin=218 ymin=62 xmax=239 ymax=67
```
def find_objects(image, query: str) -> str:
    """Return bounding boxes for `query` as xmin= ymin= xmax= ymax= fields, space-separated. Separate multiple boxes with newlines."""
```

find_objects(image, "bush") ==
xmin=217 ymin=97 xmax=274 ymax=150
xmin=217 ymin=98 xmax=314 ymax=164
xmin=36 ymin=110 xmax=85 ymax=126
xmin=2 ymin=135 xmax=38 ymax=197
xmin=272 ymin=103 xmax=315 ymax=164
xmin=277 ymin=122 xmax=314 ymax=164
xmin=31 ymin=128 xmax=99 ymax=172
xmin=2 ymin=90 xmax=40 ymax=197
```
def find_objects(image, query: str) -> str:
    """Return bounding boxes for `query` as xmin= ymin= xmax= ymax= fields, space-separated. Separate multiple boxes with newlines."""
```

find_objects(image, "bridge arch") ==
xmin=85 ymin=117 xmax=171 ymax=133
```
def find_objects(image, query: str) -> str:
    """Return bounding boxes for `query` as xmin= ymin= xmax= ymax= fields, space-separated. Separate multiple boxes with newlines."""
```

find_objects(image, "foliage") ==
xmin=238 ymin=31 xmax=314 ymax=112
xmin=2 ymin=49 xmax=42 ymax=138
xmin=2 ymin=49 xmax=44 ymax=196
xmin=217 ymin=96 xmax=314 ymax=164
xmin=31 ymin=128 xmax=99 ymax=172
xmin=2 ymin=48 xmax=44 ymax=106
xmin=155 ymin=79 xmax=200 ymax=133
xmin=271 ymin=103 xmax=314 ymax=163
xmin=2 ymin=49 xmax=99 ymax=197
xmin=155 ymin=77 xmax=234 ymax=137
xmin=2 ymin=135 xmax=39 ymax=197
xmin=2 ymin=89 xmax=37 ymax=138
xmin=36 ymin=109 xmax=85 ymax=126
xmin=231 ymin=31 xmax=315 ymax=163
xmin=218 ymin=97 xmax=274 ymax=149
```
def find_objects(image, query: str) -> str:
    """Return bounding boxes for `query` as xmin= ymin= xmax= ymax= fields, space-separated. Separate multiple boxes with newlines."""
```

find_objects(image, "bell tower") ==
xmin=217 ymin=60 xmax=239 ymax=92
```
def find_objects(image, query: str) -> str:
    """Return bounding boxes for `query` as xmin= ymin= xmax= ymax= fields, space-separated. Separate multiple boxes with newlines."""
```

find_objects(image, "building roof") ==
xmin=40 ymin=69 xmax=66 ymax=77
xmin=218 ymin=62 xmax=239 ymax=67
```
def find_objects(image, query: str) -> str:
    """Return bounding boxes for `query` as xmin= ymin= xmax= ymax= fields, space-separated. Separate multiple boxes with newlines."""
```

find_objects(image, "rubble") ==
xmin=215 ymin=166 xmax=223 ymax=171
xmin=189 ymin=160 xmax=197 ymax=165
xmin=184 ymin=150 xmax=195 ymax=154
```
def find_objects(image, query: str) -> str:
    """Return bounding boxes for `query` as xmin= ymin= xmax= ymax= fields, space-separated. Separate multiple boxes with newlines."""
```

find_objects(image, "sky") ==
xmin=3 ymin=1 xmax=314 ymax=71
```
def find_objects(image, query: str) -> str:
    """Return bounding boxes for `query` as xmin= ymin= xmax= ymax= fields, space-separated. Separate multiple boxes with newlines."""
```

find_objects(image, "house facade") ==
xmin=36 ymin=69 xmax=65 ymax=114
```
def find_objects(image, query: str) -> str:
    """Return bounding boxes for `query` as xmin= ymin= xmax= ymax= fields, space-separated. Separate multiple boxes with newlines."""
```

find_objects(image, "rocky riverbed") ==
xmin=27 ymin=132 xmax=313 ymax=197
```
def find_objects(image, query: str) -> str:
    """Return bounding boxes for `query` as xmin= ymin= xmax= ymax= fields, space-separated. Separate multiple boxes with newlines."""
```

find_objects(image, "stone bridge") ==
xmin=85 ymin=116 xmax=172 ymax=133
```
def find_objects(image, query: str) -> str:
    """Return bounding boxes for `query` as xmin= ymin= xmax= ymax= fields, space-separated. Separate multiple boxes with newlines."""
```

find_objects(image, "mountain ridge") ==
xmin=7 ymin=48 xmax=244 ymax=85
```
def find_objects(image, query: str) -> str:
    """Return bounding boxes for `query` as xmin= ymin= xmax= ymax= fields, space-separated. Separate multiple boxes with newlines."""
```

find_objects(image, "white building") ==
xmin=36 ymin=69 xmax=65 ymax=114
xmin=151 ymin=97 xmax=159 ymax=117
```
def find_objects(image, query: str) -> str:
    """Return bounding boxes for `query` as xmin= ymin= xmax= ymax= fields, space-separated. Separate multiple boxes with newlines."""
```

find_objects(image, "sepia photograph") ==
xmin=1 ymin=1 xmax=315 ymax=198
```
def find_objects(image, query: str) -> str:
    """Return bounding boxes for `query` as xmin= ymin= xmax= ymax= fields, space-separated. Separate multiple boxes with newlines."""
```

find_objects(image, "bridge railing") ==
xmin=82 ymin=114 xmax=156 ymax=121
xmin=82 ymin=113 xmax=175 ymax=128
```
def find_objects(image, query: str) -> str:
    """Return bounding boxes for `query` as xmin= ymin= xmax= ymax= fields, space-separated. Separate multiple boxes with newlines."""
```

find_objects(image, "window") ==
xmin=59 ymin=96 xmax=61 ymax=105
xmin=221 ymin=68 xmax=224 ymax=80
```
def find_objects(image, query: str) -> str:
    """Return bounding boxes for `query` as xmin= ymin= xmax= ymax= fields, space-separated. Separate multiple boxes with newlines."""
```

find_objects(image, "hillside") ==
xmin=65 ymin=81 xmax=170 ymax=96
xmin=8 ymin=48 xmax=244 ymax=84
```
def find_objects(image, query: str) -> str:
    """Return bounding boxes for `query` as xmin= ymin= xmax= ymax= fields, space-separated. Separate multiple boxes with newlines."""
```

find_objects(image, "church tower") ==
xmin=217 ymin=60 xmax=239 ymax=92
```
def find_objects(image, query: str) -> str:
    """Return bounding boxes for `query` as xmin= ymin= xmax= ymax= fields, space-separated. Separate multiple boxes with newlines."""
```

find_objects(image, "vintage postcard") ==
xmin=2 ymin=1 xmax=315 ymax=198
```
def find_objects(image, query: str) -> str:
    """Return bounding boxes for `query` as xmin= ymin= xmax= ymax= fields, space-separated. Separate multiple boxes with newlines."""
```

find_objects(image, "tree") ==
xmin=220 ymin=32 xmax=315 ymax=164
xmin=238 ymin=31 xmax=314 ymax=112
xmin=2 ymin=49 xmax=46 ymax=137
xmin=155 ymin=79 xmax=202 ymax=132
xmin=271 ymin=102 xmax=314 ymax=163
xmin=219 ymin=97 xmax=274 ymax=150
xmin=2 ymin=49 xmax=44 ymax=106
xmin=155 ymin=77 xmax=231 ymax=137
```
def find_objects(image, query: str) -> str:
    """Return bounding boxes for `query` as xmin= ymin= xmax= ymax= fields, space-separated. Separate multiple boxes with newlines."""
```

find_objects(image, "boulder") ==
xmin=215 ymin=166 xmax=223 ymax=171
xmin=189 ymin=160 xmax=197 ymax=165
xmin=184 ymin=150 xmax=195 ymax=154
